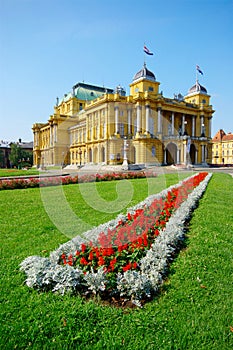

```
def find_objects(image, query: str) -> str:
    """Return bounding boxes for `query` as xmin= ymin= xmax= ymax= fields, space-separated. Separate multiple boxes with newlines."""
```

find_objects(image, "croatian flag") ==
xmin=144 ymin=45 xmax=153 ymax=55
xmin=196 ymin=65 xmax=203 ymax=75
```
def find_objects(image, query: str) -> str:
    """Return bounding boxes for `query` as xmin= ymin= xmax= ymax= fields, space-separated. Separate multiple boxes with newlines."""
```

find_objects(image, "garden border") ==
xmin=20 ymin=172 xmax=212 ymax=307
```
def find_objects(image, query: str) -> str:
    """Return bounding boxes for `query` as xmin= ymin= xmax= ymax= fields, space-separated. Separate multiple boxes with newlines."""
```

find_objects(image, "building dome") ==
xmin=188 ymin=80 xmax=207 ymax=94
xmin=133 ymin=63 xmax=156 ymax=82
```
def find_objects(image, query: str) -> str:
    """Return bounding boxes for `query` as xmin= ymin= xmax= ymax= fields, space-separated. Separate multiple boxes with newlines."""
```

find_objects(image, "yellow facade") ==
xmin=212 ymin=130 xmax=233 ymax=165
xmin=32 ymin=65 xmax=214 ymax=168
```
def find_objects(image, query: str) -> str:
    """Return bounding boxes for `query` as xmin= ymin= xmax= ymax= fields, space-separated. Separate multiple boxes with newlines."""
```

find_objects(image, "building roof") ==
xmin=188 ymin=80 xmax=207 ymax=95
xmin=133 ymin=63 xmax=156 ymax=82
xmin=222 ymin=133 xmax=233 ymax=141
xmin=212 ymin=129 xmax=226 ymax=142
xmin=212 ymin=129 xmax=233 ymax=142
xmin=0 ymin=140 xmax=11 ymax=148
xmin=0 ymin=140 xmax=33 ymax=149
xmin=18 ymin=141 xmax=34 ymax=149
xmin=58 ymin=82 xmax=114 ymax=105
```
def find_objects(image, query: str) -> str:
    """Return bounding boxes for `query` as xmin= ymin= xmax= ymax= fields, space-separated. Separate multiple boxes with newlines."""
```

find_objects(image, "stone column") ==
xmin=177 ymin=148 xmax=180 ymax=164
xmin=201 ymin=145 xmax=205 ymax=163
xmin=195 ymin=149 xmax=198 ymax=164
xmin=136 ymin=104 xmax=141 ymax=133
xmin=183 ymin=142 xmax=187 ymax=164
xmin=127 ymin=109 xmax=132 ymax=135
xmin=171 ymin=112 xmax=174 ymax=135
xmin=50 ymin=126 xmax=53 ymax=146
xmin=192 ymin=116 xmax=195 ymax=137
xmin=209 ymin=117 xmax=212 ymax=138
xmin=53 ymin=124 xmax=57 ymax=143
xmin=114 ymin=106 xmax=119 ymax=134
xmin=145 ymin=105 xmax=150 ymax=133
xmin=164 ymin=148 xmax=167 ymax=164
xmin=200 ymin=115 xmax=204 ymax=135
xmin=182 ymin=114 xmax=185 ymax=135
xmin=157 ymin=108 xmax=162 ymax=133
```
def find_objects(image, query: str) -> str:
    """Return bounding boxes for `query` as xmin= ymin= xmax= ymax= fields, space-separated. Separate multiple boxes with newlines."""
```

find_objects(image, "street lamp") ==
xmin=201 ymin=123 xmax=205 ymax=137
xmin=122 ymin=137 xmax=129 ymax=170
xmin=183 ymin=120 xmax=188 ymax=136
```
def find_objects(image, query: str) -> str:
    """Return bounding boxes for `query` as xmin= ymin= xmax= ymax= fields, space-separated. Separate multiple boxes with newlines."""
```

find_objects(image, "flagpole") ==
xmin=144 ymin=42 xmax=146 ymax=66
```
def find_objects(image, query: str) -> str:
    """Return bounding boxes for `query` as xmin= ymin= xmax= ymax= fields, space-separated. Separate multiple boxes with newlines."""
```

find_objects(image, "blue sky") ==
xmin=0 ymin=0 xmax=233 ymax=141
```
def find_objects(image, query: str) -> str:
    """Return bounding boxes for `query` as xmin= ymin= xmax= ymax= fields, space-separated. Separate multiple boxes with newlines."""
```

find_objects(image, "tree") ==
xmin=9 ymin=143 xmax=32 ymax=168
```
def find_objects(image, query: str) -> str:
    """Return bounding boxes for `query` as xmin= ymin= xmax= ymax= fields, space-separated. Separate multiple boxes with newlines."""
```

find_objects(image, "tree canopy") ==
xmin=9 ymin=143 xmax=33 ymax=168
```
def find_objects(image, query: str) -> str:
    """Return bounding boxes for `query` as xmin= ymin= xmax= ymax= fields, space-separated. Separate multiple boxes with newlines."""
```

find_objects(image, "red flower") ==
xmin=97 ymin=256 xmax=105 ymax=266
xmin=88 ymin=251 xmax=94 ymax=261
xmin=81 ymin=243 xmax=87 ymax=253
xmin=80 ymin=257 xmax=88 ymax=265
xmin=127 ymin=212 xmax=132 ymax=221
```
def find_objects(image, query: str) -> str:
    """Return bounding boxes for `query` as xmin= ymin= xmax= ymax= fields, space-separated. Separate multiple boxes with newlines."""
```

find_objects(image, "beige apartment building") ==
xmin=212 ymin=129 xmax=233 ymax=165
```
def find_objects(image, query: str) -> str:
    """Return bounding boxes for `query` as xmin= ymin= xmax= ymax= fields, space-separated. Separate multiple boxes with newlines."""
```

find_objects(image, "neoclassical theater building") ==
xmin=32 ymin=64 xmax=214 ymax=168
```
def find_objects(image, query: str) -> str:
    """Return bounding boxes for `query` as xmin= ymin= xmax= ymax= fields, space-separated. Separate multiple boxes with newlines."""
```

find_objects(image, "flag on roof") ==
xmin=196 ymin=65 xmax=203 ymax=75
xmin=144 ymin=45 xmax=153 ymax=55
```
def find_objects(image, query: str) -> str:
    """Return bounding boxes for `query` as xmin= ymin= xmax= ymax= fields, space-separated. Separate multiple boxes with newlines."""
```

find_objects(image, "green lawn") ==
xmin=0 ymin=168 xmax=39 ymax=177
xmin=0 ymin=173 xmax=232 ymax=349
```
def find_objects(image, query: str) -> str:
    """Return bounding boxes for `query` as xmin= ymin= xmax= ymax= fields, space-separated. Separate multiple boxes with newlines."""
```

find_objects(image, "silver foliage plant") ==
xmin=20 ymin=173 xmax=212 ymax=305
xmin=116 ymin=173 xmax=212 ymax=305
xmin=83 ymin=267 xmax=107 ymax=295
xmin=20 ymin=256 xmax=84 ymax=295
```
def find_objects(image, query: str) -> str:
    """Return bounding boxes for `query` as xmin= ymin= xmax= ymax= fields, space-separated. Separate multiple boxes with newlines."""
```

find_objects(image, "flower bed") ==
xmin=0 ymin=170 xmax=157 ymax=191
xmin=20 ymin=172 xmax=212 ymax=307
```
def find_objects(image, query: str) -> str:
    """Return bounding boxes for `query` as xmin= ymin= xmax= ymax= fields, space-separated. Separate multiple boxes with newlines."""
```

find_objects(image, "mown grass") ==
xmin=0 ymin=168 xmax=39 ymax=177
xmin=0 ymin=172 xmax=232 ymax=349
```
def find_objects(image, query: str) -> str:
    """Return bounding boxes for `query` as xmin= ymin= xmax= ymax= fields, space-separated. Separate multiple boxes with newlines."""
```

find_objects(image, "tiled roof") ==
xmin=212 ymin=129 xmax=226 ymax=142
xmin=222 ymin=133 xmax=233 ymax=141
xmin=212 ymin=129 xmax=233 ymax=142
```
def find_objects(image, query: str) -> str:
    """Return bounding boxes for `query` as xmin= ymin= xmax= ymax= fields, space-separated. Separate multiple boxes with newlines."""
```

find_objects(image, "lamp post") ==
xmin=183 ymin=120 xmax=188 ymax=136
xmin=201 ymin=123 xmax=205 ymax=137
xmin=122 ymin=137 xmax=129 ymax=170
